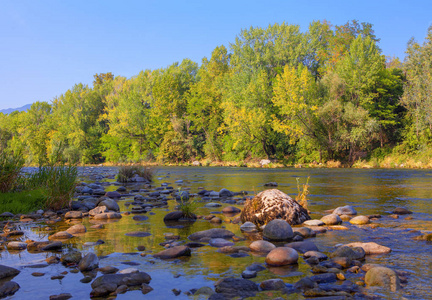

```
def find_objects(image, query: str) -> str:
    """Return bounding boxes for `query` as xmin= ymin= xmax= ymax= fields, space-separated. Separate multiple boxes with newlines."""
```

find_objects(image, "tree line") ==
xmin=1 ymin=20 xmax=431 ymax=166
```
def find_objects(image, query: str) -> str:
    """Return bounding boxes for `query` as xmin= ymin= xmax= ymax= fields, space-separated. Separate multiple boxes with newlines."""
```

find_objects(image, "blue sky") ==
xmin=1 ymin=0 xmax=431 ymax=110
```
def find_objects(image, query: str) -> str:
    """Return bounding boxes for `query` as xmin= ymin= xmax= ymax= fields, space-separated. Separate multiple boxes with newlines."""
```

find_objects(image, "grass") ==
xmin=295 ymin=176 xmax=310 ymax=210
xmin=0 ymin=150 xmax=24 ymax=193
xmin=176 ymin=189 xmax=198 ymax=218
xmin=0 ymin=189 xmax=46 ymax=214
xmin=116 ymin=165 xmax=154 ymax=183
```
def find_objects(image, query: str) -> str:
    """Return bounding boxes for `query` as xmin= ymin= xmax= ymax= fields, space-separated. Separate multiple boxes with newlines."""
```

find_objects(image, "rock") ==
xmin=205 ymin=203 xmax=222 ymax=208
xmin=331 ymin=257 xmax=352 ymax=269
xmin=304 ymin=251 xmax=328 ymax=261
xmin=260 ymin=279 xmax=286 ymax=291
xmin=46 ymin=256 xmax=60 ymax=264
xmin=260 ymin=159 xmax=271 ymax=166
xmin=64 ymin=211 xmax=83 ymax=219
xmin=240 ymin=222 xmax=257 ymax=232
xmin=125 ymin=231 xmax=151 ymax=237
xmin=292 ymin=227 xmax=315 ymax=238
xmin=310 ymin=273 xmax=337 ymax=283
xmin=293 ymin=277 xmax=316 ymax=291
xmin=66 ymin=224 xmax=87 ymax=235
xmin=164 ymin=211 xmax=189 ymax=221
xmin=284 ymin=241 xmax=319 ymax=254
xmin=333 ymin=205 xmax=357 ymax=215
xmin=141 ymin=283 xmax=153 ymax=294
xmin=242 ymin=270 xmax=257 ymax=279
xmin=265 ymin=247 xmax=299 ymax=266
xmin=118 ymin=268 xmax=139 ymax=274
xmin=0 ymin=281 xmax=20 ymax=297
xmin=0 ymin=265 xmax=20 ymax=279
xmin=249 ymin=240 xmax=276 ymax=253
xmin=365 ymin=266 xmax=400 ymax=291
xmin=263 ymin=219 xmax=294 ymax=241
xmin=49 ymin=293 xmax=72 ymax=300
xmin=78 ymin=252 xmax=99 ymax=271
xmin=98 ymin=199 xmax=120 ymax=212
xmin=7 ymin=241 xmax=27 ymax=250
xmin=0 ymin=212 xmax=14 ymax=218
xmin=98 ymin=266 xmax=119 ymax=274
xmin=93 ymin=212 xmax=122 ymax=220
xmin=222 ymin=206 xmax=241 ymax=214
xmin=264 ymin=182 xmax=278 ymax=187
xmin=240 ymin=189 xmax=310 ymax=226
xmin=91 ymin=272 xmax=151 ymax=297
xmin=303 ymin=219 xmax=325 ymax=226
xmin=210 ymin=217 xmax=222 ymax=224
xmin=133 ymin=215 xmax=149 ymax=221
xmin=349 ymin=215 xmax=369 ymax=225
xmin=209 ymin=238 xmax=234 ymax=248
xmin=89 ymin=206 xmax=109 ymax=216
xmin=48 ymin=231 xmax=73 ymax=240
xmin=175 ymin=190 xmax=189 ymax=201
xmin=214 ymin=278 xmax=258 ymax=298
xmin=330 ymin=246 xmax=365 ymax=261
xmin=344 ymin=242 xmax=391 ymax=254
xmin=219 ymin=188 xmax=234 ymax=198
xmin=188 ymin=228 xmax=235 ymax=241
xmin=105 ymin=191 xmax=122 ymax=199
xmin=246 ymin=263 xmax=266 ymax=272
xmin=153 ymin=246 xmax=191 ymax=259
xmin=320 ymin=214 xmax=342 ymax=225
xmin=192 ymin=161 xmax=201 ymax=166
xmin=60 ymin=251 xmax=82 ymax=266
xmin=195 ymin=286 xmax=215 ymax=297
xmin=392 ymin=207 xmax=412 ymax=215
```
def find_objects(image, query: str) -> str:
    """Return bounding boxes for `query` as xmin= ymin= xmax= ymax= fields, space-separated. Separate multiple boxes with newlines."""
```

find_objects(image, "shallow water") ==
xmin=3 ymin=167 xmax=432 ymax=299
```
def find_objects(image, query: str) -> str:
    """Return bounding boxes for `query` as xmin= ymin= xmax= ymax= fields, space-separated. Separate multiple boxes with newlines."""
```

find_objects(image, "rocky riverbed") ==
xmin=0 ymin=166 xmax=431 ymax=299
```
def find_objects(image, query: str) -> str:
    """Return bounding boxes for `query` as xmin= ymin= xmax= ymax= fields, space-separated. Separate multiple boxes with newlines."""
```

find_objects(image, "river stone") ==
xmin=259 ymin=279 xmax=286 ymax=290
xmin=61 ymin=251 xmax=82 ymax=266
xmin=331 ymin=256 xmax=352 ymax=269
xmin=93 ymin=212 xmax=122 ymax=220
xmin=240 ymin=189 xmax=310 ymax=226
xmin=175 ymin=190 xmax=189 ymax=201
xmin=264 ymin=182 xmax=278 ymax=187
xmin=210 ymin=217 xmax=222 ymax=224
xmin=132 ymin=215 xmax=149 ymax=221
xmin=205 ymin=203 xmax=222 ymax=208
xmin=310 ymin=273 xmax=337 ymax=283
xmin=98 ymin=199 xmax=120 ymax=212
xmin=303 ymin=219 xmax=325 ymax=226
xmin=78 ymin=253 xmax=99 ymax=271
xmin=91 ymin=272 xmax=151 ymax=297
xmin=98 ymin=266 xmax=119 ymax=274
xmin=240 ymin=222 xmax=257 ymax=232
xmin=365 ymin=266 xmax=400 ymax=291
xmin=222 ymin=206 xmax=241 ymax=214
xmin=263 ymin=219 xmax=294 ymax=241
xmin=284 ymin=241 xmax=319 ymax=254
xmin=242 ymin=270 xmax=257 ymax=279
xmin=105 ymin=191 xmax=122 ymax=199
xmin=27 ymin=241 xmax=63 ymax=252
xmin=304 ymin=251 xmax=328 ymax=261
xmin=89 ymin=206 xmax=109 ymax=216
xmin=0 ymin=281 xmax=20 ymax=297
xmin=49 ymin=231 xmax=73 ymax=240
xmin=392 ymin=207 xmax=412 ymax=215
xmin=7 ymin=242 xmax=27 ymax=250
xmin=320 ymin=214 xmax=342 ymax=225
xmin=349 ymin=215 xmax=369 ymax=225
xmin=333 ymin=205 xmax=357 ymax=216
xmin=249 ymin=240 xmax=276 ymax=253
xmin=49 ymin=293 xmax=72 ymax=300
xmin=344 ymin=242 xmax=391 ymax=254
xmin=153 ymin=246 xmax=191 ymax=259
xmin=330 ymin=246 xmax=365 ymax=261
xmin=0 ymin=265 xmax=20 ymax=279
xmin=125 ymin=231 xmax=151 ymax=237
xmin=292 ymin=227 xmax=315 ymax=238
xmin=188 ymin=228 xmax=235 ymax=241
xmin=214 ymin=278 xmax=258 ymax=298
xmin=64 ymin=211 xmax=83 ymax=219
xmin=209 ymin=238 xmax=234 ymax=248
xmin=219 ymin=188 xmax=234 ymax=197
xmin=118 ymin=268 xmax=139 ymax=274
xmin=265 ymin=247 xmax=299 ymax=266
xmin=66 ymin=224 xmax=87 ymax=235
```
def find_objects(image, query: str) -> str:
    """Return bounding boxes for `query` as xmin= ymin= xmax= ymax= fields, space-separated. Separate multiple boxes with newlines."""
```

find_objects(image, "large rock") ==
xmin=60 ymin=251 xmax=82 ymax=266
xmin=392 ymin=207 xmax=412 ymax=215
xmin=89 ymin=206 xmax=109 ymax=216
xmin=240 ymin=189 xmax=310 ymax=226
xmin=333 ymin=205 xmax=357 ymax=215
xmin=188 ymin=228 xmax=235 ymax=241
xmin=344 ymin=242 xmax=391 ymax=254
xmin=209 ymin=238 xmax=234 ymax=248
xmin=163 ymin=211 xmax=196 ymax=221
xmin=104 ymin=191 xmax=122 ymax=199
xmin=349 ymin=215 xmax=369 ymax=225
xmin=27 ymin=241 xmax=63 ymax=252
xmin=48 ymin=231 xmax=73 ymax=240
xmin=93 ymin=212 xmax=122 ymax=220
xmin=98 ymin=199 xmax=120 ymax=212
xmin=284 ymin=241 xmax=319 ymax=254
xmin=259 ymin=279 xmax=286 ymax=291
xmin=78 ymin=252 xmax=99 ymax=271
xmin=330 ymin=246 xmax=365 ymax=261
xmin=249 ymin=240 xmax=276 ymax=253
xmin=66 ymin=224 xmax=87 ymax=235
xmin=320 ymin=214 xmax=342 ymax=225
xmin=64 ymin=211 xmax=83 ymax=219
xmin=7 ymin=242 xmax=27 ymax=250
xmin=263 ymin=219 xmax=294 ymax=241
xmin=153 ymin=246 xmax=191 ymax=259
xmin=365 ymin=266 xmax=400 ymax=291
xmin=0 ymin=281 xmax=20 ymax=298
xmin=222 ymin=206 xmax=241 ymax=214
xmin=214 ymin=278 xmax=258 ymax=299
xmin=219 ymin=188 xmax=234 ymax=198
xmin=91 ymin=272 xmax=151 ymax=297
xmin=0 ymin=265 xmax=20 ymax=279
xmin=265 ymin=247 xmax=299 ymax=266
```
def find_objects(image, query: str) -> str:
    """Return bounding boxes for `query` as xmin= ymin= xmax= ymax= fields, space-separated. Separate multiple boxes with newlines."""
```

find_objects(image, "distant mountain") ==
xmin=0 ymin=104 xmax=32 ymax=114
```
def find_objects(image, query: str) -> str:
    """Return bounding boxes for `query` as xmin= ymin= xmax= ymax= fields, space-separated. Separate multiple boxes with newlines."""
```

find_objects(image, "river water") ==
xmin=3 ymin=167 xmax=432 ymax=299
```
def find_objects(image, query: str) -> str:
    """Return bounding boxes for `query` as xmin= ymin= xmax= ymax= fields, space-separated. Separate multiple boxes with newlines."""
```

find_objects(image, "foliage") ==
xmin=0 ymin=150 xmax=24 ymax=193
xmin=116 ymin=165 xmax=154 ymax=183
xmin=295 ymin=177 xmax=310 ymax=210
xmin=176 ymin=189 xmax=198 ymax=218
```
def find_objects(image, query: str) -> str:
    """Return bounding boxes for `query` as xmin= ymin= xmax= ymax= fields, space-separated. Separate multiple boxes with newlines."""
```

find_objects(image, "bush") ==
xmin=0 ymin=150 xmax=24 ymax=193
xmin=116 ymin=165 xmax=154 ymax=183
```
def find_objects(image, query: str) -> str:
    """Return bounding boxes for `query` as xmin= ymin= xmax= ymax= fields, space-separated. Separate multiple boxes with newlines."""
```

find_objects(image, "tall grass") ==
xmin=0 ymin=189 xmax=46 ymax=214
xmin=0 ymin=150 xmax=24 ymax=193
xmin=295 ymin=176 xmax=310 ymax=210
xmin=176 ymin=189 xmax=198 ymax=218
xmin=117 ymin=165 xmax=154 ymax=183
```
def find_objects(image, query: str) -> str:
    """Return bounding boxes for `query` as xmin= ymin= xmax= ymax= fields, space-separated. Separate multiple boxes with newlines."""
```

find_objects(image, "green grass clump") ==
xmin=116 ymin=165 xmax=154 ymax=183
xmin=177 ymin=190 xmax=198 ymax=218
xmin=0 ymin=189 xmax=46 ymax=214
xmin=296 ymin=176 xmax=310 ymax=210
xmin=0 ymin=150 xmax=24 ymax=193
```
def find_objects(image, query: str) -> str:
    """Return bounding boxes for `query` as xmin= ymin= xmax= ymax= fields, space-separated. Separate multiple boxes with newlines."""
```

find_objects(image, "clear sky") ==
xmin=0 ymin=0 xmax=431 ymax=110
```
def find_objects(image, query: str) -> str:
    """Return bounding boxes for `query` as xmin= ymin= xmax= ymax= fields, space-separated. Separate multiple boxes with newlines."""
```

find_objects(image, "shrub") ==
xmin=116 ymin=165 xmax=154 ymax=183
xmin=0 ymin=150 xmax=24 ymax=193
